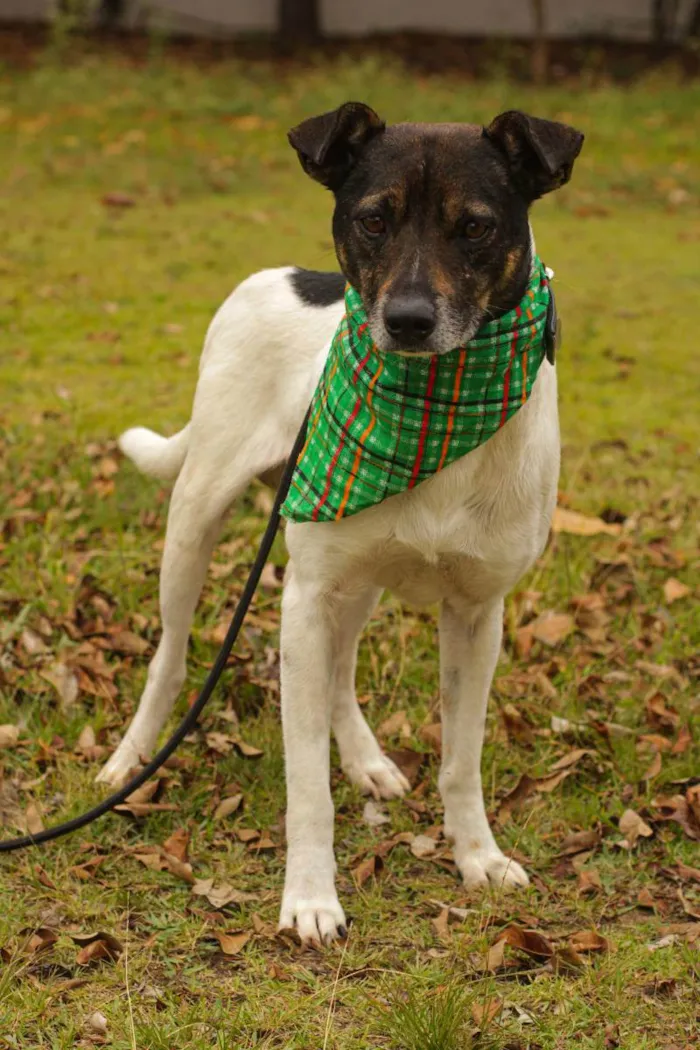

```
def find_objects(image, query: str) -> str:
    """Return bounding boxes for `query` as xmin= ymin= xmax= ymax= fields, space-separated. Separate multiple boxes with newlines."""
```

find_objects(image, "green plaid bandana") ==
xmin=281 ymin=257 xmax=551 ymax=524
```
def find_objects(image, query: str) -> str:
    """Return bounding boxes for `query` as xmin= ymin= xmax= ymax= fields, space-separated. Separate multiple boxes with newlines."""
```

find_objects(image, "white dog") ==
xmin=98 ymin=103 xmax=583 ymax=944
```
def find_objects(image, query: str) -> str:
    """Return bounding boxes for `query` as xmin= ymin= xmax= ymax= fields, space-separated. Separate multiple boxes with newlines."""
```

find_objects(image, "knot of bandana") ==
xmin=281 ymin=256 xmax=552 ymax=524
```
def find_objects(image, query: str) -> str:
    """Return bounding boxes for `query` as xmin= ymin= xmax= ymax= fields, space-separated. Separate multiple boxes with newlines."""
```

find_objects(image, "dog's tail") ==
xmin=118 ymin=424 xmax=190 ymax=481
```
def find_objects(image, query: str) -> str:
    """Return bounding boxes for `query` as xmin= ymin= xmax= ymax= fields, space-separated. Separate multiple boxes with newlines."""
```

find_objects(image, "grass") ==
xmin=0 ymin=45 xmax=699 ymax=1050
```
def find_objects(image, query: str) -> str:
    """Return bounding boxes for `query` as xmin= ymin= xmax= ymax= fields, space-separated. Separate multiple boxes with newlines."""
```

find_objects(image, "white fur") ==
xmin=100 ymin=263 xmax=560 ymax=944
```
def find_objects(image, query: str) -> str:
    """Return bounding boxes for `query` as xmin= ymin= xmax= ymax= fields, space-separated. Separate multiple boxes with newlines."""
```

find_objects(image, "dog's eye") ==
xmin=463 ymin=219 xmax=490 ymax=241
xmin=359 ymin=215 xmax=386 ymax=236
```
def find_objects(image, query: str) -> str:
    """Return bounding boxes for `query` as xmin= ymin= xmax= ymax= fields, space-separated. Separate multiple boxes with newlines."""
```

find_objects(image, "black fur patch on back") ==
xmin=290 ymin=268 xmax=345 ymax=307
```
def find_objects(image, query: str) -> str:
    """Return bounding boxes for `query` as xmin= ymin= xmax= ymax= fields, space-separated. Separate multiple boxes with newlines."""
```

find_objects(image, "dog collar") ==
xmin=281 ymin=257 xmax=553 ymax=524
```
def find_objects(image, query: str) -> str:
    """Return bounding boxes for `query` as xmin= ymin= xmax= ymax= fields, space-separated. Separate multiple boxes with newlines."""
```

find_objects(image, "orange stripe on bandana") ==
xmin=336 ymin=358 xmax=384 ymax=519
xmin=408 ymin=355 xmax=439 ymax=488
xmin=437 ymin=348 xmax=467 ymax=472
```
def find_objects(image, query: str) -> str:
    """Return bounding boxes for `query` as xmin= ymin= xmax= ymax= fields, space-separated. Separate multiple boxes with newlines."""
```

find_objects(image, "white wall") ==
xmin=1 ymin=0 xmax=696 ymax=41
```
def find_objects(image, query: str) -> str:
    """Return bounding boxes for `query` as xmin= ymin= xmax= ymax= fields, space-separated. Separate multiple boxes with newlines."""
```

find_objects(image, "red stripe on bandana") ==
xmin=408 ymin=355 xmax=438 ymax=488
xmin=500 ymin=304 xmax=522 ymax=427
xmin=312 ymin=394 xmax=363 ymax=521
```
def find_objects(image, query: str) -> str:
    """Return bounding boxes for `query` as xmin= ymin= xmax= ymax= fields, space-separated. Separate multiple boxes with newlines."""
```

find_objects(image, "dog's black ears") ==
xmin=288 ymin=102 xmax=385 ymax=191
xmin=484 ymin=110 xmax=584 ymax=200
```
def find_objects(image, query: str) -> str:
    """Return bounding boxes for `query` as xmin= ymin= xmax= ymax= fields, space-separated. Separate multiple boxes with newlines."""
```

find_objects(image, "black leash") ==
xmin=0 ymin=412 xmax=309 ymax=854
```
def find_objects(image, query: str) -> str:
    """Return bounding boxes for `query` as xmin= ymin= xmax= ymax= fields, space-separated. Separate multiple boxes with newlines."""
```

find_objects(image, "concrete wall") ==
xmin=1 ymin=0 xmax=696 ymax=41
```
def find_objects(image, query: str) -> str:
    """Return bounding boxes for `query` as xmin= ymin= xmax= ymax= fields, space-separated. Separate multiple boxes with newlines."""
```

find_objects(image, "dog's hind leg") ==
xmin=331 ymin=588 xmax=410 ymax=800
xmin=96 ymin=451 xmax=259 ymax=787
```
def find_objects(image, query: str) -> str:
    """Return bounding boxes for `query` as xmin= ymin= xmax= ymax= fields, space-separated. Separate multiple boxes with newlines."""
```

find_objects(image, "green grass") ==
xmin=0 ymin=48 xmax=698 ymax=1050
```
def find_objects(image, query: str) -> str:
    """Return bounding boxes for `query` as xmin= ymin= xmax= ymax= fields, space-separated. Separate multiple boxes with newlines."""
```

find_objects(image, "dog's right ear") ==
xmin=288 ymin=102 xmax=385 ymax=191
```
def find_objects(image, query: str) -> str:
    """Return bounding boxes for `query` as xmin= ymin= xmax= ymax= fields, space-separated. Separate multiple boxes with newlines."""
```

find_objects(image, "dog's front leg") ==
xmin=438 ymin=598 xmax=529 ymax=890
xmin=278 ymin=565 xmax=346 ymax=945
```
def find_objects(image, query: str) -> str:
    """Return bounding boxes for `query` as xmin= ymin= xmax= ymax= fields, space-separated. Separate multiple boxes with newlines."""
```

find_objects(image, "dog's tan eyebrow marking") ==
xmin=442 ymin=197 xmax=496 ymax=226
xmin=354 ymin=186 xmax=406 ymax=215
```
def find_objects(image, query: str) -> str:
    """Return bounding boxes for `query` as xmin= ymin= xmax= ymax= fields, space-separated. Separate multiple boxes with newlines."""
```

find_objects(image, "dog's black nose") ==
xmin=383 ymin=295 xmax=436 ymax=344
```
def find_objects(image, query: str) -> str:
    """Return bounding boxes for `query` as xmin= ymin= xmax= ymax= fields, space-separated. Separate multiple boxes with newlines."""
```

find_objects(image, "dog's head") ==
xmin=288 ymin=103 xmax=583 ymax=354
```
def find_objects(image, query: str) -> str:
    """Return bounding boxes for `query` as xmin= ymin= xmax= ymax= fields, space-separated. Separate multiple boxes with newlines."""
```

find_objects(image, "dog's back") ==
xmin=118 ymin=266 xmax=344 ymax=482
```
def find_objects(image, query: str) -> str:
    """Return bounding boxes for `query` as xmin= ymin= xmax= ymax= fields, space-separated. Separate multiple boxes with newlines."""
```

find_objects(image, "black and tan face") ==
xmin=288 ymin=103 xmax=583 ymax=354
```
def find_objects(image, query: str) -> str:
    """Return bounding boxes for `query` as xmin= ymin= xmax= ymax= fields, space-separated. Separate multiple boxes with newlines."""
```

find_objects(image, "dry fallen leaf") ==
xmin=501 ymin=704 xmax=535 ymax=746
xmin=191 ymin=878 xmax=258 ymax=910
xmin=676 ymin=861 xmax=700 ymax=883
xmin=131 ymin=845 xmax=194 ymax=884
xmin=618 ymin=808 xmax=654 ymax=848
xmin=577 ymin=868 xmax=603 ymax=894
xmin=25 ymin=802 xmax=44 ymax=835
xmin=641 ymin=750 xmax=662 ymax=781
xmin=559 ymin=828 xmax=601 ymax=856
xmin=385 ymin=747 xmax=424 ymax=785
xmin=41 ymin=662 xmax=79 ymax=709
xmin=377 ymin=710 xmax=410 ymax=740
xmin=549 ymin=748 xmax=594 ymax=772
xmin=486 ymin=924 xmax=554 ymax=971
xmin=20 ymin=927 xmax=58 ymax=955
xmin=21 ymin=627 xmax=49 ymax=655
xmin=530 ymin=611 xmax=575 ymax=646
xmin=569 ymin=929 xmax=609 ymax=953
xmin=363 ymin=800 xmax=390 ymax=827
xmin=162 ymin=827 xmax=189 ymax=863
xmin=410 ymin=834 xmax=437 ymax=859
xmin=645 ymin=693 xmax=680 ymax=732
xmin=213 ymin=794 xmax=243 ymax=821
xmin=0 ymin=724 xmax=20 ymax=749
xmin=353 ymin=854 xmax=382 ymax=887
xmin=109 ymin=629 xmax=149 ymax=656
xmin=662 ymin=577 xmax=690 ymax=604
xmin=101 ymin=191 xmax=136 ymax=208
xmin=552 ymin=506 xmax=621 ymax=536
xmin=671 ymin=725 xmax=692 ymax=755
xmin=431 ymin=907 xmax=451 ymax=943
xmin=85 ymin=1012 xmax=108 ymax=1036
xmin=471 ymin=997 xmax=503 ymax=1026
xmin=212 ymin=930 xmax=251 ymax=956
xmin=72 ymin=931 xmax=123 ymax=965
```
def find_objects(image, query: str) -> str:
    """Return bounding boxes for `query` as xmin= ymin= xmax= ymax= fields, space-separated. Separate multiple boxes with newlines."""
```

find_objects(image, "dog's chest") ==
xmin=367 ymin=484 xmax=542 ymax=607
xmin=345 ymin=366 xmax=559 ymax=607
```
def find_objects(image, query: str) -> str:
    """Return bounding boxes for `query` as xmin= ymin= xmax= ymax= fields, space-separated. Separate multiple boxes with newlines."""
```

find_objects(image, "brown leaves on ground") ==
xmin=495 ymin=748 xmax=595 ymax=823
xmin=213 ymin=793 xmax=243 ymax=821
xmin=484 ymin=923 xmax=609 ymax=973
xmin=191 ymin=878 xmax=259 ymax=910
xmin=204 ymin=731 xmax=263 ymax=758
xmin=101 ymin=191 xmax=136 ymax=208
xmin=211 ymin=930 xmax=251 ymax=956
xmin=71 ymin=931 xmax=124 ymax=966
xmin=385 ymin=747 xmax=424 ymax=785
xmin=662 ymin=577 xmax=691 ymax=604
xmin=653 ymin=786 xmax=700 ymax=840
xmin=129 ymin=826 xmax=194 ymax=883
xmin=0 ymin=724 xmax=20 ymax=748
xmin=114 ymin=778 xmax=179 ymax=818
xmin=618 ymin=808 xmax=654 ymax=848
xmin=552 ymin=506 xmax=622 ymax=537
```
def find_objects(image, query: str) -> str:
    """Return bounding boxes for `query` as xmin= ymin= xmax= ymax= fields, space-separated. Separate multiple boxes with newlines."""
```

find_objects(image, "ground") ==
xmin=0 ymin=43 xmax=698 ymax=1050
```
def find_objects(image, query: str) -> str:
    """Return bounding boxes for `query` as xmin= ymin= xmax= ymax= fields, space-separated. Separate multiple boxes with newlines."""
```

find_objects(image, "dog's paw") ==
xmin=95 ymin=739 xmax=144 ymax=787
xmin=456 ymin=848 xmax=530 ymax=891
xmin=279 ymin=890 xmax=347 ymax=946
xmin=342 ymin=752 xmax=410 ymax=800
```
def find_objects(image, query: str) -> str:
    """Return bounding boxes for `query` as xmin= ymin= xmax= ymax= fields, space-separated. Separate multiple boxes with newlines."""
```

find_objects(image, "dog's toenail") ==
xmin=337 ymin=924 xmax=348 ymax=939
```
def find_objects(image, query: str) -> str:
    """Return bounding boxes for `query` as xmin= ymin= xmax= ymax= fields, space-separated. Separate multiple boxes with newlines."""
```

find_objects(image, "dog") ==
xmin=98 ymin=102 xmax=583 ymax=945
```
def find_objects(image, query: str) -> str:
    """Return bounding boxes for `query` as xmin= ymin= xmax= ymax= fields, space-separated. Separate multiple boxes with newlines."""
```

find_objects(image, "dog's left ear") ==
xmin=288 ymin=102 xmax=385 ymax=191
xmin=484 ymin=110 xmax=584 ymax=201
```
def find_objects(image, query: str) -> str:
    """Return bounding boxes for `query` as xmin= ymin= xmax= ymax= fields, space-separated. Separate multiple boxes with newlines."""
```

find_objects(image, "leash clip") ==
xmin=545 ymin=286 xmax=560 ymax=365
